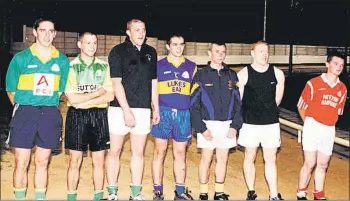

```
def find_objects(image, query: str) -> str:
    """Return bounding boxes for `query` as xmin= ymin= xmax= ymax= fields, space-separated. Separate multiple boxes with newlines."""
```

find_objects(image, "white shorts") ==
xmin=108 ymin=107 xmax=151 ymax=135
xmin=197 ymin=120 xmax=236 ymax=150
xmin=238 ymin=123 xmax=281 ymax=148
xmin=302 ymin=117 xmax=335 ymax=156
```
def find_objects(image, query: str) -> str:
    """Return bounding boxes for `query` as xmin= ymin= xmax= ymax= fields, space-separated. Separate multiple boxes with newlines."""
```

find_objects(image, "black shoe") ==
xmin=269 ymin=193 xmax=284 ymax=200
xmin=214 ymin=193 xmax=229 ymax=200
xmin=199 ymin=194 xmax=208 ymax=200
xmin=174 ymin=188 xmax=193 ymax=200
xmin=153 ymin=190 xmax=164 ymax=200
xmin=246 ymin=190 xmax=257 ymax=200
xmin=314 ymin=197 xmax=326 ymax=200
xmin=297 ymin=191 xmax=307 ymax=200
xmin=297 ymin=196 xmax=308 ymax=200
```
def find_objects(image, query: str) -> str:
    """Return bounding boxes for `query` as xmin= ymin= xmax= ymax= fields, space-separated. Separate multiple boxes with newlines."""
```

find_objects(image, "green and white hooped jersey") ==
xmin=65 ymin=55 xmax=113 ymax=108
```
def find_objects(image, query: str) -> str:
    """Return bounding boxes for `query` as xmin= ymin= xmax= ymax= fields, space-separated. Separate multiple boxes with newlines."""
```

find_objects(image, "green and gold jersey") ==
xmin=6 ymin=44 xmax=70 ymax=106
xmin=65 ymin=55 xmax=113 ymax=108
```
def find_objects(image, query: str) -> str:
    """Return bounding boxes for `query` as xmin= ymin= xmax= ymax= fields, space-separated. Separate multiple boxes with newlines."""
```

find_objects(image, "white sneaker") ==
xmin=129 ymin=194 xmax=144 ymax=200
xmin=108 ymin=193 xmax=118 ymax=200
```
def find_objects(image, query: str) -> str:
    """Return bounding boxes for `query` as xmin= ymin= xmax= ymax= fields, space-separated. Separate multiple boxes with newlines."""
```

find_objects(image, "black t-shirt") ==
xmin=108 ymin=37 xmax=157 ymax=109
xmin=241 ymin=64 xmax=279 ymax=125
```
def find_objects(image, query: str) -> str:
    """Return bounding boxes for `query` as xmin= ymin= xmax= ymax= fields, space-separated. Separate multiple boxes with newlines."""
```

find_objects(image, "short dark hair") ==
xmin=126 ymin=19 xmax=144 ymax=30
xmin=167 ymin=34 xmax=185 ymax=45
xmin=79 ymin=32 xmax=97 ymax=41
xmin=327 ymin=52 xmax=345 ymax=62
xmin=33 ymin=18 xmax=55 ymax=30
xmin=209 ymin=41 xmax=226 ymax=51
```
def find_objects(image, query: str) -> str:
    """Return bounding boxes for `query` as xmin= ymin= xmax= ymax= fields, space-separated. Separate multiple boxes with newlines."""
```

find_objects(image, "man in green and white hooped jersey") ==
xmin=5 ymin=18 xmax=69 ymax=200
xmin=64 ymin=32 xmax=114 ymax=200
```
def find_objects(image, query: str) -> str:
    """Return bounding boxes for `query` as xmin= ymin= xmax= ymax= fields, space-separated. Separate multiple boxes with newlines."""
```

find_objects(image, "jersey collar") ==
xmin=30 ymin=43 xmax=59 ymax=63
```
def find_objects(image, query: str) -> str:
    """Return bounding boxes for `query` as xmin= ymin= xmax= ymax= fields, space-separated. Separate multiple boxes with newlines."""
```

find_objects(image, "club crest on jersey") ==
xmin=337 ymin=91 xmax=342 ymax=97
xmin=182 ymin=71 xmax=189 ymax=79
xmin=96 ymin=69 xmax=102 ymax=77
xmin=145 ymin=54 xmax=152 ymax=61
xmin=228 ymin=80 xmax=233 ymax=90
xmin=51 ymin=64 xmax=60 ymax=72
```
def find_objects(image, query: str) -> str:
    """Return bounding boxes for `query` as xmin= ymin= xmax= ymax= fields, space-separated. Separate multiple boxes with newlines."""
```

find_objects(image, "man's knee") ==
xmin=316 ymin=160 xmax=329 ymax=170
xmin=263 ymin=154 xmax=276 ymax=165
xmin=303 ymin=159 xmax=316 ymax=170
xmin=35 ymin=157 xmax=50 ymax=169
xmin=69 ymin=155 xmax=82 ymax=170
xmin=201 ymin=152 xmax=213 ymax=164
xmin=173 ymin=146 xmax=186 ymax=160
xmin=15 ymin=159 xmax=29 ymax=171
xmin=92 ymin=155 xmax=105 ymax=168
xmin=216 ymin=153 xmax=228 ymax=165
xmin=244 ymin=149 xmax=257 ymax=162
xmin=154 ymin=144 xmax=167 ymax=158
xmin=108 ymin=148 xmax=122 ymax=158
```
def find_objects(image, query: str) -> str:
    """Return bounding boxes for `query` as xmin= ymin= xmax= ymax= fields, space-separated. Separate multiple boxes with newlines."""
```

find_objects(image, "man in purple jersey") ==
xmin=151 ymin=34 xmax=197 ymax=200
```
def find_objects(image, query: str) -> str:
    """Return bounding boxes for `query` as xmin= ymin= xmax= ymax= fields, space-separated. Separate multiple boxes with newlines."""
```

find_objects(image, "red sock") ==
xmin=314 ymin=190 xmax=325 ymax=199
xmin=298 ymin=187 xmax=308 ymax=192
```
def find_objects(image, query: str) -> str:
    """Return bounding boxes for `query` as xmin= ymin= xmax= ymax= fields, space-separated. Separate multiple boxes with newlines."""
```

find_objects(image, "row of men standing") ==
xmin=5 ymin=18 xmax=347 ymax=200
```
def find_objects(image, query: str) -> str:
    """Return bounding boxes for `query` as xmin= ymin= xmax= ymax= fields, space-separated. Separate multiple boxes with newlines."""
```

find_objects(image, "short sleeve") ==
xmin=151 ymin=48 xmax=157 ymax=79
xmin=59 ymin=57 xmax=70 ymax=92
xmin=297 ymin=81 xmax=313 ymax=110
xmin=6 ymin=55 xmax=21 ymax=92
xmin=108 ymin=47 xmax=123 ymax=78
xmin=103 ymin=64 xmax=113 ymax=92
xmin=65 ymin=67 xmax=78 ymax=93
xmin=338 ymin=88 xmax=347 ymax=115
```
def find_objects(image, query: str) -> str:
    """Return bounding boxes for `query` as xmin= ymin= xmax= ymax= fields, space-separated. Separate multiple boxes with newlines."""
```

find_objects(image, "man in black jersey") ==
xmin=237 ymin=41 xmax=285 ymax=200
xmin=106 ymin=19 xmax=160 ymax=200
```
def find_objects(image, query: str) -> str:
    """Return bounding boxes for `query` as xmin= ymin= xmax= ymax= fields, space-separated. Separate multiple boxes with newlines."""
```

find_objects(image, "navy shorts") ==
xmin=65 ymin=107 xmax=110 ymax=152
xmin=151 ymin=106 xmax=191 ymax=142
xmin=8 ymin=104 xmax=63 ymax=149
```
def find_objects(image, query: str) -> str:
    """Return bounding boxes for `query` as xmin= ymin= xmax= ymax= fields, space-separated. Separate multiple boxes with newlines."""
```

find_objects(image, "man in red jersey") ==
xmin=296 ymin=52 xmax=347 ymax=200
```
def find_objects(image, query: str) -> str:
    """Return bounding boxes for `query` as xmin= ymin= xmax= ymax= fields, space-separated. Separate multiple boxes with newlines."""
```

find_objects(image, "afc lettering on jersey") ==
xmin=33 ymin=74 xmax=54 ymax=96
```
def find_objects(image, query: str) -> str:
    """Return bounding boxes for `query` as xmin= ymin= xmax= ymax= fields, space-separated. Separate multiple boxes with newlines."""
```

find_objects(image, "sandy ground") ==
xmin=1 ymin=102 xmax=349 ymax=200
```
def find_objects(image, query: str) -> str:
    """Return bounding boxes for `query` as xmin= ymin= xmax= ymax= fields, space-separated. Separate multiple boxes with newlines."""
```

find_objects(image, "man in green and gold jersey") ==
xmin=64 ymin=32 xmax=114 ymax=200
xmin=5 ymin=18 xmax=69 ymax=200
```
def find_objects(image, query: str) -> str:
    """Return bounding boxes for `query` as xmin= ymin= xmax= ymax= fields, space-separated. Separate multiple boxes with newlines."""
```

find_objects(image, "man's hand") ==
xmin=227 ymin=128 xmax=237 ymax=138
xmin=124 ymin=109 xmax=136 ymax=128
xmin=202 ymin=129 xmax=213 ymax=141
xmin=152 ymin=110 xmax=160 ymax=125
xmin=96 ymin=87 xmax=106 ymax=96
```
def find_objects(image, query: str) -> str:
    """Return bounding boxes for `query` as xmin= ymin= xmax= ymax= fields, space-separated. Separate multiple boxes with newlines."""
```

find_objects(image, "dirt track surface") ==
xmin=1 ymin=103 xmax=349 ymax=200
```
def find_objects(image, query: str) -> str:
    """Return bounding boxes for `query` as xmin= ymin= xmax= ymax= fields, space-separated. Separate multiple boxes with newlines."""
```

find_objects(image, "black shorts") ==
xmin=65 ymin=107 xmax=110 ymax=152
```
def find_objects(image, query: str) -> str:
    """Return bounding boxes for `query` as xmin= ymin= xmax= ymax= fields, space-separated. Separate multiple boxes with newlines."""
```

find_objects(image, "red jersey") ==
xmin=297 ymin=74 xmax=347 ymax=126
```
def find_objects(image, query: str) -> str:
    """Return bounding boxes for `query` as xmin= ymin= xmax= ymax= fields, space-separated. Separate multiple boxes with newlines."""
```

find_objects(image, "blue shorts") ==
xmin=8 ymin=104 xmax=63 ymax=149
xmin=151 ymin=106 xmax=191 ymax=142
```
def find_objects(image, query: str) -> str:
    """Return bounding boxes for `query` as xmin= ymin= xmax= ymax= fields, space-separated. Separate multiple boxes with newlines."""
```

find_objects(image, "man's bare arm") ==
xmin=237 ymin=67 xmax=248 ymax=100
xmin=298 ymin=108 xmax=306 ymax=121
xmin=65 ymin=88 xmax=104 ymax=105
xmin=274 ymin=67 xmax=285 ymax=106
xmin=7 ymin=92 xmax=15 ymax=105
xmin=84 ymin=91 xmax=114 ymax=106
xmin=112 ymin=78 xmax=131 ymax=112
